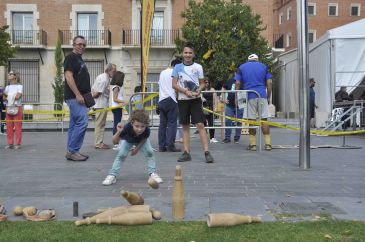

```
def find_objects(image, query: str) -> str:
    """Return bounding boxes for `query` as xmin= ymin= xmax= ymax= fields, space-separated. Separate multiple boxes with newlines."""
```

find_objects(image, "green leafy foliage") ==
xmin=52 ymin=38 xmax=64 ymax=115
xmin=176 ymin=0 xmax=274 ymax=88
xmin=0 ymin=25 xmax=17 ymax=66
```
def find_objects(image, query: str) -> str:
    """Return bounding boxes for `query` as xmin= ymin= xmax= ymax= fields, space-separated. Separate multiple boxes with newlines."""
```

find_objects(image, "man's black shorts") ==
xmin=178 ymin=98 xmax=205 ymax=125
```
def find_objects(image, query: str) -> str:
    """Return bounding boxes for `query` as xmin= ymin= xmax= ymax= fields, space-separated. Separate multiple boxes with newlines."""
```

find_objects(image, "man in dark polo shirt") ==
xmin=64 ymin=35 xmax=91 ymax=161
xmin=220 ymin=77 xmax=244 ymax=144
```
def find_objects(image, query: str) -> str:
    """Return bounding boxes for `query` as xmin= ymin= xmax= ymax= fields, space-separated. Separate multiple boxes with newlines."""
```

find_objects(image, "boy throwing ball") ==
xmin=102 ymin=110 xmax=163 ymax=186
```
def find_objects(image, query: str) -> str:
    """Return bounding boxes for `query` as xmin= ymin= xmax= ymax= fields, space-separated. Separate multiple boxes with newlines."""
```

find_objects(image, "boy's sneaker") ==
xmin=210 ymin=138 xmax=219 ymax=143
xmin=265 ymin=144 xmax=272 ymax=151
xmin=150 ymin=172 xmax=163 ymax=184
xmin=234 ymin=139 xmax=239 ymax=144
xmin=247 ymin=144 xmax=257 ymax=151
xmin=205 ymin=151 xmax=214 ymax=163
xmin=222 ymin=138 xmax=231 ymax=143
xmin=112 ymin=144 xmax=120 ymax=151
xmin=102 ymin=175 xmax=116 ymax=185
xmin=4 ymin=145 xmax=13 ymax=149
xmin=177 ymin=151 xmax=192 ymax=162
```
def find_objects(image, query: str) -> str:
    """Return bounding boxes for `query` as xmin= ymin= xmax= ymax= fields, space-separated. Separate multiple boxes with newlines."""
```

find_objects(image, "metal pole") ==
xmin=140 ymin=0 xmax=143 ymax=86
xmin=297 ymin=0 xmax=310 ymax=169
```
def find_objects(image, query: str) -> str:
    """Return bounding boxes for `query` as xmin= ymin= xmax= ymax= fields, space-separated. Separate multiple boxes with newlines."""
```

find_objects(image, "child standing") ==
xmin=102 ymin=110 xmax=163 ymax=185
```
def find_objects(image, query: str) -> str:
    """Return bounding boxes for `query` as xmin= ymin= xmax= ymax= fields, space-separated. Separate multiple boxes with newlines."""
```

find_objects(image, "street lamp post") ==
xmin=297 ymin=0 xmax=310 ymax=169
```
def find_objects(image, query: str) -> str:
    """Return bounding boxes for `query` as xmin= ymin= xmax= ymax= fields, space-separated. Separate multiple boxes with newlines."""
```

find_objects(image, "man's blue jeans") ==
xmin=225 ymin=105 xmax=244 ymax=141
xmin=109 ymin=139 xmax=156 ymax=176
xmin=66 ymin=99 xmax=89 ymax=153
xmin=158 ymin=97 xmax=178 ymax=150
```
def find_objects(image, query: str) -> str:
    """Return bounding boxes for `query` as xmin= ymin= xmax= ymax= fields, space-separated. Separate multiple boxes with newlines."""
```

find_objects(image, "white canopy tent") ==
xmin=276 ymin=18 xmax=365 ymax=127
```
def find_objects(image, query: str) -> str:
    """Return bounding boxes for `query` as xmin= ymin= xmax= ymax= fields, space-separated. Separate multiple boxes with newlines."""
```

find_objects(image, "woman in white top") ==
xmin=110 ymin=71 xmax=128 ymax=137
xmin=4 ymin=70 xmax=23 ymax=149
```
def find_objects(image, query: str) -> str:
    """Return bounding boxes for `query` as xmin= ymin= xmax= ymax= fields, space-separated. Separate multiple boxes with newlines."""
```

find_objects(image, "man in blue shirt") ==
xmin=235 ymin=54 xmax=273 ymax=151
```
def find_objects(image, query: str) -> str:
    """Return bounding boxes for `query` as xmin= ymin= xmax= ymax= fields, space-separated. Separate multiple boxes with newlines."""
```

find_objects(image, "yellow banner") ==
xmin=141 ymin=0 xmax=155 ymax=92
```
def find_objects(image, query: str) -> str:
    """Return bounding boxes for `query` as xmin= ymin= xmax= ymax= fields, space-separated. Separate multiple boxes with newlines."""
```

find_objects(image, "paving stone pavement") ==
xmin=0 ymin=127 xmax=364 ymax=222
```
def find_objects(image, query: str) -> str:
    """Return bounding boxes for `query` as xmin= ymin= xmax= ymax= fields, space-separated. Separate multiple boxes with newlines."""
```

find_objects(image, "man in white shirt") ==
xmin=172 ymin=43 xmax=214 ymax=163
xmin=92 ymin=63 xmax=116 ymax=149
xmin=158 ymin=59 xmax=182 ymax=152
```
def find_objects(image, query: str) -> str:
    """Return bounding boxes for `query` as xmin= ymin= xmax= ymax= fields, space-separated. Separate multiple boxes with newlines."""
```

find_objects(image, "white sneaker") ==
xmin=210 ymin=138 xmax=218 ymax=143
xmin=102 ymin=175 xmax=116 ymax=185
xmin=150 ymin=172 xmax=163 ymax=184
xmin=112 ymin=144 xmax=120 ymax=151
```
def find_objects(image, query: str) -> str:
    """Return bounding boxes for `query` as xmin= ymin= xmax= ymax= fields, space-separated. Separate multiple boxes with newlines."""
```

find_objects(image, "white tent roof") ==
xmin=327 ymin=18 xmax=365 ymax=39
xmin=311 ymin=18 xmax=365 ymax=50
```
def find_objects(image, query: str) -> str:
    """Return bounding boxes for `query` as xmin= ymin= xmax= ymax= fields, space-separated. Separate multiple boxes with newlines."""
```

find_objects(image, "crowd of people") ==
xmin=0 ymin=36 xmax=304 ymax=186
xmin=5 ymin=35 xmax=364 ymax=188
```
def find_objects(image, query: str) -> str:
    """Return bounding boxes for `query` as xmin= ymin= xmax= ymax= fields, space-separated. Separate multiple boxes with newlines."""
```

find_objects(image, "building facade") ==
xmin=273 ymin=0 xmax=365 ymax=50
xmin=0 ymin=0 xmax=187 ymax=105
xmin=0 ymin=0 xmax=364 ymax=106
xmin=0 ymin=0 xmax=276 ymax=106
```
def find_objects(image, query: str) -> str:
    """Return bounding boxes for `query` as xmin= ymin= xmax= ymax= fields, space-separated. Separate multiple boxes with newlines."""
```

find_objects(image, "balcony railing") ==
xmin=273 ymin=34 xmax=284 ymax=49
xmin=10 ymin=30 xmax=47 ymax=46
xmin=58 ymin=30 xmax=111 ymax=47
xmin=122 ymin=29 xmax=180 ymax=47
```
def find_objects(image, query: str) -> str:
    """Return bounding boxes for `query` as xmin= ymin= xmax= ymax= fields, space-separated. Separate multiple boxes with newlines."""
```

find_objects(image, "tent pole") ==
xmin=297 ymin=0 xmax=310 ymax=169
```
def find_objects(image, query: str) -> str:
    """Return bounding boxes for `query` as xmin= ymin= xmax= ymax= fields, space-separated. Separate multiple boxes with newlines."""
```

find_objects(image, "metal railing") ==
xmin=126 ymin=89 xmax=264 ymax=150
xmin=10 ymin=30 xmax=47 ymax=46
xmin=22 ymin=103 xmax=65 ymax=133
xmin=127 ymin=92 xmax=158 ymax=127
xmin=122 ymin=29 xmax=180 ymax=46
xmin=58 ymin=30 xmax=111 ymax=46
xmin=322 ymin=100 xmax=364 ymax=131
xmin=204 ymin=89 xmax=263 ymax=151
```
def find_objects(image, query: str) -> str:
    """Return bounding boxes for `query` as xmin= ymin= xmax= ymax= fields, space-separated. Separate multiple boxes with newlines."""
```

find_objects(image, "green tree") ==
xmin=52 ymin=38 xmax=64 ymax=116
xmin=176 ymin=0 xmax=274 ymax=87
xmin=0 ymin=25 xmax=17 ymax=66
